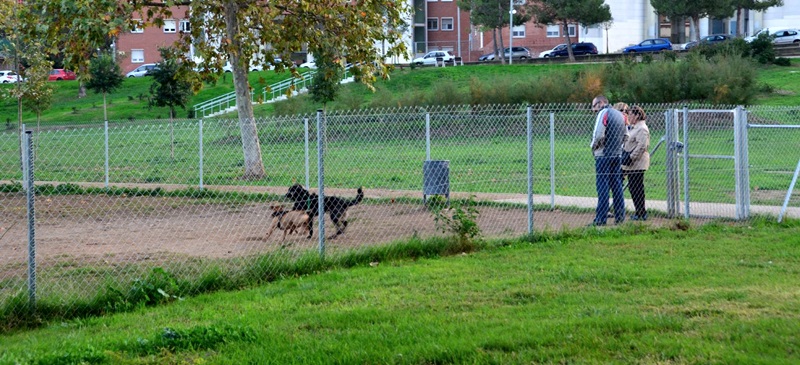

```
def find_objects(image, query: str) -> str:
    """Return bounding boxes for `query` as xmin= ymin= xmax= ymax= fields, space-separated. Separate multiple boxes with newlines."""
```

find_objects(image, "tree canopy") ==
xmin=457 ymin=0 xmax=533 ymax=63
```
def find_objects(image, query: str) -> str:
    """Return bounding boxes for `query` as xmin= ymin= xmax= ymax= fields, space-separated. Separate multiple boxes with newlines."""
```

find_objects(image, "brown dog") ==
xmin=265 ymin=205 xmax=311 ymax=245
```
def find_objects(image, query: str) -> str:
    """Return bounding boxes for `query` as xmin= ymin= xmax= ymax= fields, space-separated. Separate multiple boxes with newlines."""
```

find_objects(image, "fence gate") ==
xmin=665 ymin=106 xmax=750 ymax=219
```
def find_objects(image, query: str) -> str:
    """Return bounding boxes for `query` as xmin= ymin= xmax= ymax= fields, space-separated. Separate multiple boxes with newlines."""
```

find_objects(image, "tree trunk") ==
xmin=737 ymin=8 xmax=745 ymax=36
xmin=224 ymin=0 xmax=265 ymax=179
xmin=689 ymin=17 xmax=698 ymax=42
xmin=78 ymin=83 xmax=87 ymax=98
xmin=563 ymin=22 xmax=575 ymax=62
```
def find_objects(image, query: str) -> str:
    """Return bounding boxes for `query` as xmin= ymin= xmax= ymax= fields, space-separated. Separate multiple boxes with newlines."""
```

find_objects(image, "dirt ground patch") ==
xmin=0 ymin=191 xmax=683 ymax=278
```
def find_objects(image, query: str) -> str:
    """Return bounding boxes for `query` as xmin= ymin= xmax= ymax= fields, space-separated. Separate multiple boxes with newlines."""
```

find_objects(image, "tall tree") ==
xmin=651 ymin=0 xmax=733 ymax=42
xmin=458 ymin=0 xmax=533 ymax=64
xmin=86 ymin=52 xmax=125 ymax=122
xmin=21 ymin=0 xmax=408 ymax=180
xmin=730 ymin=0 xmax=782 ymax=36
xmin=529 ymin=0 xmax=611 ymax=62
xmin=149 ymin=47 xmax=196 ymax=161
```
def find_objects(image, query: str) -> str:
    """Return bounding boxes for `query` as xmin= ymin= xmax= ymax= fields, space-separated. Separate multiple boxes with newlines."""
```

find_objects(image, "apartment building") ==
xmin=414 ymin=0 xmax=577 ymax=62
xmin=115 ymin=6 xmax=190 ymax=74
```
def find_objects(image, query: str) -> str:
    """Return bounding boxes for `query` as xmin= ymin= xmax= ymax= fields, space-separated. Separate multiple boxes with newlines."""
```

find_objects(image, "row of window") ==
xmin=131 ymin=19 xmax=190 ymax=34
xmin=426 ymin=20 xmax=575 ymax=39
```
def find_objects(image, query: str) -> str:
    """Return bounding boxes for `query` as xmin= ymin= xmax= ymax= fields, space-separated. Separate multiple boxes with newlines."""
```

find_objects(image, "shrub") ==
xmin=428 ymin=79 xmax=466 ymax=105
xmin=430 ymin=195 xmax=481 ymax=245
xmin=774 ymin=57 xmax=791 ymax=67
xmin=749 ymin=33 xmax=775 ymax=64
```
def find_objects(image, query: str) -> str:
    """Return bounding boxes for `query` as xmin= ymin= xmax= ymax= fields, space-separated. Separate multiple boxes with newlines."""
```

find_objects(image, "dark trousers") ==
xmin=626 ymin=170 xmax=646 ymax=216
xmin=594 ymin=156 xmax=625 ymax=224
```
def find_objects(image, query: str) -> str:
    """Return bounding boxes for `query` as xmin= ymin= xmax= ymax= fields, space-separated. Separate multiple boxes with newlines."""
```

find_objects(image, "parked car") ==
xmin=48 ymin=69 xmax=76 ymax=81
xmin=550 ymin=43 xmax=598 ymax=57
xmin=0 ymin=70 xmax=24 ymax=83
xmin=222 ymin=58 xmax=279 ymax=73
xmin=411 ymin=51 xmax=454 ymax=65
xmin=623 ymin=38 xmax=673 ymax=53
xmin=684 ymin=34 xmax=733 ymax=50
xmin=771 ymin=29 xmax=800 ymax=44
xmin=126 ymin=64 xmax=158 ymax=78
xmin=745 ymin=27 xmax=776 ymax=42
xmin=479 ymin=47 xmax=531 ymax=61
xmin=539 ymin=44 xmax=567 ymax=58
xmin=297 ymin=61 xmax=317 ymax=69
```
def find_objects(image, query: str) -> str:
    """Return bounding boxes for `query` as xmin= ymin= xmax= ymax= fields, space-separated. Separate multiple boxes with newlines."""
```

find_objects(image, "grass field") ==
xmin=1 ymin=218 xmax=798 ymax=364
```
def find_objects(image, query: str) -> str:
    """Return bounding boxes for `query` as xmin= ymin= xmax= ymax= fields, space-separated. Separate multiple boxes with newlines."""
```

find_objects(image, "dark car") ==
xmin=684 ymin=34 xmax=733 ymax=50
xmin=623 ymin=38 xmax=673 ymax=53
xmin=48 ymin=69 xmax=77 ymax=81
xmin=550 ymin=42 xmax=598 ymax=57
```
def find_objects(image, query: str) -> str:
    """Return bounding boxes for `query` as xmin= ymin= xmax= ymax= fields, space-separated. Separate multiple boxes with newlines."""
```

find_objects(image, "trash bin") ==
xmin=423 ymin=160 xmax=449 ymax=205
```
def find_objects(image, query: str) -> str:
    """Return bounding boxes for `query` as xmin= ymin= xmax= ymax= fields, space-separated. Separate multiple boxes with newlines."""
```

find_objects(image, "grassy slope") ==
xmin=0 ymin=70 xmax=303 ymax=127
xmin=1 ymin=220 xmax=799 ymax=364
xmin=2 ymin=60 xmax=798 ymax=127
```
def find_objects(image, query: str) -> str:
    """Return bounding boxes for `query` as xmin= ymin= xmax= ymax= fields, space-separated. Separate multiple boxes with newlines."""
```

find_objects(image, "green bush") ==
xmin=774 ymin=57 xmax=792 ymax=67
xmin=749 ymin=33 xmax=776 ymax=64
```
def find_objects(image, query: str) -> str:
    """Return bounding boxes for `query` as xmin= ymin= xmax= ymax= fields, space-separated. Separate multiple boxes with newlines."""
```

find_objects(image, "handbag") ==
xmin=621 ymin=150 xmax=633 ymax=166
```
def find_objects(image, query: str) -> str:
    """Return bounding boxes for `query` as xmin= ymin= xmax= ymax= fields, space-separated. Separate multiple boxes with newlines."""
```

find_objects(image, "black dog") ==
xmin=285 ymin=184 xmax=364 ymax=238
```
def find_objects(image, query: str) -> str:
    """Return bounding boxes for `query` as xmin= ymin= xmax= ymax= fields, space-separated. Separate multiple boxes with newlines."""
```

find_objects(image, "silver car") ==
xmin=771 ymin=29 xmax=800 ymax=44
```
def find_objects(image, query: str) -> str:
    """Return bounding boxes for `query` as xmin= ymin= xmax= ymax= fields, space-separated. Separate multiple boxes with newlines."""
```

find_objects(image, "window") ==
xmin=179 ymin=19 xmax=190 ymax=33
xmin=163 ymin=19 xmax=176 ymax=33
xmin=131 ymin=19 xmax=144 ymax=33
xmin=512 ymin=25 xmax=525 ymax=38
xmin=427 ymin=18 xmax=438 ymax=31
xmin=131 ymin=49 xmax=144 ymax=63
xmin=441 ymin=18 xmax=454 ymax=31
xmin=567 ymin=24 xmax=576 ymax=37
xmin=546 ymin=25 xmax=560 ymax=37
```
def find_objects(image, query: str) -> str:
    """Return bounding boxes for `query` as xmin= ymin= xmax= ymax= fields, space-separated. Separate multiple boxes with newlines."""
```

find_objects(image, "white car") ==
xmin=539 ymin=44 xmax=567 ymax=58
xmin=126 ymin=63 xmax=158 ymax=77
xmin=0 ymin=70 xmax=24 ymax=83
xmin=771 ymin=29 xmax=800 ymax=44
xmin=411 ymin=51 xmax=454 ymax=66
xmin=222 ymin=58 xmax=280 ymax=73
xmin=298 ymin=61 xmax=317 ymax=69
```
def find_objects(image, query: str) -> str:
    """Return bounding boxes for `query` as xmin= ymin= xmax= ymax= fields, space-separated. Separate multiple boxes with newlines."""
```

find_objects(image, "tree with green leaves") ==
xmin=529 ymin=0 xmax=611 ymax=62
xmin=650 ymin=0 xmax=734 ymax=42
xmin=458 ymin=0 xmax=533 ymax=64
xmin=731 ymin=0 xmax=783 ymax=36
xmin=149 ymin=47 xmax=196 ymax=160
xmin=21 ymin=0 xmax=409 ymax=180
xmin=86 ymin=52 xmax=125 ymax=122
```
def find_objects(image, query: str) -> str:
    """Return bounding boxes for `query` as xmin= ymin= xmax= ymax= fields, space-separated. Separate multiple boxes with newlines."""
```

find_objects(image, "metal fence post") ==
xmin=24 ymin=130 xmax=36 ymax=308
xmin=733 ymin=106 xmax=751 ymax=220
xmin=104 ymin=120 xmax=109 ymax=188
xmin=665 ymin=109 xmax=679 ymax=218
xmin=21 ymin=124 xmax=27 ymax=191
xmin=304 ymin=117 xmax=310 ymax=189
xmin=683 ymin=106 xmax=690 ymax=219
xmin=316 ymin=110 xmax=325 ymax=258
xmin=550 ymin=112 xmax=555 ymax=209
xmin=425 ymin=112 xmax=431 ymax=161
xmin=199 ymin=119 xmax=204 ymax=190
xmin=527 ymin=106 xmax=534 ymax=234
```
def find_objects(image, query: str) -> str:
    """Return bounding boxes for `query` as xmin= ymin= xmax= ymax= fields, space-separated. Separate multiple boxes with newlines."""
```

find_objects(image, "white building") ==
xmin=581 ymin=0 xmax=800 ymax=53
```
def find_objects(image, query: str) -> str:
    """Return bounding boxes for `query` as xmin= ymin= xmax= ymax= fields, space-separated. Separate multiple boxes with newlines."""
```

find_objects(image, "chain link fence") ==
xmin=1 ymin=103 xmax=799 ymax=317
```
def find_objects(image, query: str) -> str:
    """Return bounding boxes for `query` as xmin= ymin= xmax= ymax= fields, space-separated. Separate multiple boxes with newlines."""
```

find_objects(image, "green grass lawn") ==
xmin=1 ymin=219 xmax=798 ymax=364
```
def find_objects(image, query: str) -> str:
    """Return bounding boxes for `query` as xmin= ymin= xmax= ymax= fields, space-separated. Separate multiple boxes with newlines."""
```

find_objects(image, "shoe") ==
xmin=614 ymin=219 xmax=625 ymax=225
xmin=587 ymin=221 xmax=606 ymax=227
xmin=630 ymin=214 xmax=648 ymax=221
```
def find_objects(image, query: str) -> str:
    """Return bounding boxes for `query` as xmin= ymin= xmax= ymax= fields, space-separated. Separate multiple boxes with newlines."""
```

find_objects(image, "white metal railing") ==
xmin=193 ymin=65 xmax=354 ymax=118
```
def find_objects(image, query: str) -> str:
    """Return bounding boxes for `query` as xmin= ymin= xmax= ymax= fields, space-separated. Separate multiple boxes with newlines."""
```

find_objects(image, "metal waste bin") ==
xmin=423 ymin=160 xmax=449 ymax=205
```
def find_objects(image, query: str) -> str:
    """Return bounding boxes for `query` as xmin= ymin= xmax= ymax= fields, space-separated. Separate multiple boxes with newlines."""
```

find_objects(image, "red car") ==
xmin=48 ymin=69 xmax=76 ymax=81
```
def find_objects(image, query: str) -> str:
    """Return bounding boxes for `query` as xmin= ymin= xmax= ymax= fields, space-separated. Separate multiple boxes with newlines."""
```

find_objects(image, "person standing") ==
xmin=590 ymin=95 xmax=626 ymax=226
xmin=622 ymin=105 xmax=651 ymax=220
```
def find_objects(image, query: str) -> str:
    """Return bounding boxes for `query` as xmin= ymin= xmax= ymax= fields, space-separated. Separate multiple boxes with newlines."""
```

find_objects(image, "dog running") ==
xmin=265 ymin=205 xmax=311 ymax=245
xmin=285 ymin=184 xmax=364 ymax=238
